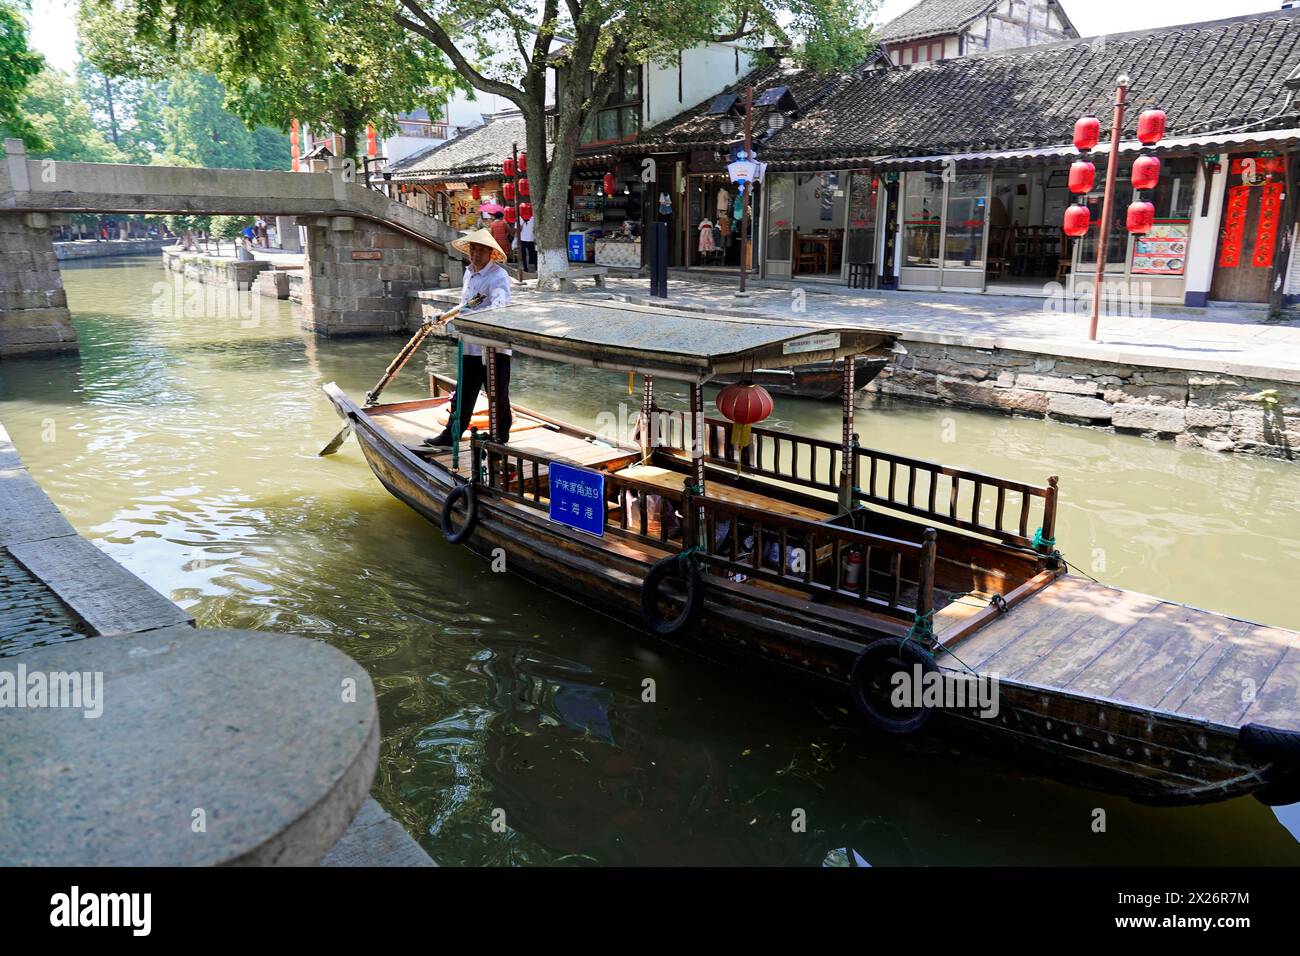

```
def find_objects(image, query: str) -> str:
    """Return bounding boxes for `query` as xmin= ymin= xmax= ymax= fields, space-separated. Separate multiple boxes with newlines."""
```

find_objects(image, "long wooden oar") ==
xmin=318 ymin=294 xmax=483 ymax=456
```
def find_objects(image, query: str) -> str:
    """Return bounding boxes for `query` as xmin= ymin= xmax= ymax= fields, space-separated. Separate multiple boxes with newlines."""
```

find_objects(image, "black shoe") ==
xmin=423 ymin=432 xmax=454 ymax=448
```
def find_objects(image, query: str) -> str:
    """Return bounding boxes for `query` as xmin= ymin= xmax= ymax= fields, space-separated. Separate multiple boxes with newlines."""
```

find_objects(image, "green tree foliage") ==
xmin=0 ymin=0 xmax=46 ymax=148
xmin=21 ymin=68 xmax=128 ymax=162
xmin=82 ymin=0 xmax=464 ymax=164
xmin=76 ymin=58 xmax=169 ymax=163
xmin=157 ymin=72 xmax=288 ymax=169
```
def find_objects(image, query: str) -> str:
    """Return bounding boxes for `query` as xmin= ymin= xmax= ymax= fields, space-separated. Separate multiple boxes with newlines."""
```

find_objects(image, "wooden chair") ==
xmin=846 ymin=260 xmax=874 ymax=289
xmin=794 ymin=234 xmax=820 ymax=274
xmin=1055 ymin=231 xmax=1073 ymax=283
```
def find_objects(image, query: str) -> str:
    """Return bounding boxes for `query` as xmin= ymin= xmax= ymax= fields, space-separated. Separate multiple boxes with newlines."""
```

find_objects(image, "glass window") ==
xmin=1077 ymin=165 xmax=1132 ymax=269
xmin=623 ymin=66 xmax=640 ymax=102
xmin=846 ymin=171 xmax=876 ymax=265
xmin=943 ymin=173 xmax=987 ymax=269
xmin=597 ymin=109 xmax=619 ymax=142
xmin=903 ymin=172 xmax=943 ymax=267
xmin=765 ymin=173 xmax=796 ymax=265
xmin=620 ymin=106 xmax=639 ymax=139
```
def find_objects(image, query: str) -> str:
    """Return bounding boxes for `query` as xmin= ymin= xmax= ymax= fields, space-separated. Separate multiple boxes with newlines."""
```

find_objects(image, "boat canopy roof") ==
xmin=450 ymin=298 xmax=898 ymax=382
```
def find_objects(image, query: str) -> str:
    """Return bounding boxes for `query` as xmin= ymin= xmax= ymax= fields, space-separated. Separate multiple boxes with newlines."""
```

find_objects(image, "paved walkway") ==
xmin=587 ymin=275 xmax=1300 ymax=382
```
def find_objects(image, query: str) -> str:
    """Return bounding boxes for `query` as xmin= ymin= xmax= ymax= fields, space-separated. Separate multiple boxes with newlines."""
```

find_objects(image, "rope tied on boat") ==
xmin=1032 ymin=526 xmax=1055 ymax=550
xmin=675 ymin=545 xmax=703 ymax=573
xmin=901 ymin=609 xmax=934 ymax=647
xmin=683 ymin=481 xmax=703 ymax=496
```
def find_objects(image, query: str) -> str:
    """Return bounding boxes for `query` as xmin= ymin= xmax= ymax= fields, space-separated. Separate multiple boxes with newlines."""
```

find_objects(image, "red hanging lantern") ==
xmin=471 ymin=183 xmax=481 ymax=200
xmin=518 ymin=177 xmax=529 ymax=197
xmin=502 ymin=181 xmax=516 ymax=201
xmin=1068 ymin=160 xmax=1096 ymax=195
xmin=519 ymin=202 xmax=533 ymax=221
xmin=715 ymin=382 xmax=774 ymax=461
xmin=503 ymin=157 xmax=516 ymax=178
xmin=1126 ymin=200 xmax=1154 ymax=234
xmin=504 ymin=205 xmax=517 ymax=224
xmin=1074 ymin=115 xmax=1101 ymax=152
xmin=1131 ymin=154 xmax=1160 ymax=191
xmin=1137 ymin=109 xmax=1166 ymax=146
xmin=1063 ymin=204 xmax=1090 ymax=237
xmin=602 ymin=173 xmax=616 ymax=196
xmin=518 ymin=152 xmax=527 ymax=173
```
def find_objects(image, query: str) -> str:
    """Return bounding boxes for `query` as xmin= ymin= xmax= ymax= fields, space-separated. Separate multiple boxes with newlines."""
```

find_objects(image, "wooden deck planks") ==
xmin=1114 ymin=616 xmax=1255 ymax=711
xmin=1239 ymin=645 xmax=1300 ymax=732
xmin=1166 ymin=623 xmax=1297 ymax=727
xmin=1064 ymin=602 xmax=1212 ymax=701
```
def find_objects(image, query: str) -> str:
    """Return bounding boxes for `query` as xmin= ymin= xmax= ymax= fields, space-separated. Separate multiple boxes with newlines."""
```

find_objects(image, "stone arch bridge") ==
xmin=0 ymin=138 xmax=461 ymax=356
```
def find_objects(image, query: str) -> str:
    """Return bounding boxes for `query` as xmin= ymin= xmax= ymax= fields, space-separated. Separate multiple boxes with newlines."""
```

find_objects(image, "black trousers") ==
xmin=447 ymin=353 xmax=512 ymax=442
xmin=519 ymin=241 xmax=536 ymax=272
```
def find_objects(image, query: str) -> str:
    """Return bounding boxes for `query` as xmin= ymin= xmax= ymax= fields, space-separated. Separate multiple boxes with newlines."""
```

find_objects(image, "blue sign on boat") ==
xmin=548 ymin=462 xmax=605 ymax=537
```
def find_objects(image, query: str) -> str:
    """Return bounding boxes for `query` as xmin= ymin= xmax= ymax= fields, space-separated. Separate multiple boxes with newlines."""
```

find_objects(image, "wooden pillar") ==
xmin=1268 ymin=152 xmax=1300 ymax=320
xmin=640 ymin=374 xmax=654 ymax=460
xmin=485 ymin=346 xmax=499 ymax=443
xmin=838 ymin=355 xmax=856 ymax=513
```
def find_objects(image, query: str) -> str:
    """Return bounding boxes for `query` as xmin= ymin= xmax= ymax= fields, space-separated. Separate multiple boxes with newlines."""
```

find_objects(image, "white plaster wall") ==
xmin=644 ymin=43 xmax=759 ymax=127
xmin=1285 ymin=225 xmax=1300 ymax=295
xmin=1184 ymin=161 xmax=1228 ymax=300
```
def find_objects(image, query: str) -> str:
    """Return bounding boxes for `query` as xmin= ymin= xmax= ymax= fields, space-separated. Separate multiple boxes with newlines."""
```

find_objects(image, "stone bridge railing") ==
xmin=1 ymin=139 xmax=464 ymax=352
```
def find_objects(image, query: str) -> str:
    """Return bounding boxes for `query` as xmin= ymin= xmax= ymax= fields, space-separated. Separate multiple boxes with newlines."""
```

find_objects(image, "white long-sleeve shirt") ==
xmin=454 ymin=261 xmax=511 ymax=357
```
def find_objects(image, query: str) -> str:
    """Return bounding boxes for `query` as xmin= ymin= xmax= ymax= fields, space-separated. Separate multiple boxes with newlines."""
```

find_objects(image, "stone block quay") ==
xmin=0 ymin=419 xmax=433 ymax=866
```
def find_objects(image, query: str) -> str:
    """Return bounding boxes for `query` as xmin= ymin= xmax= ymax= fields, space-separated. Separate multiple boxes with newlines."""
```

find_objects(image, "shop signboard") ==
xmin=1131 ymin=220 xmax=1190 ymax=276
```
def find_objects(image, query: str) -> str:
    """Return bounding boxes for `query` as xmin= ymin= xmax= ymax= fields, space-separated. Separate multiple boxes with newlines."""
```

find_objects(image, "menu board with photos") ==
xmin=1131 ymin=220 xmax=1190 ymax=276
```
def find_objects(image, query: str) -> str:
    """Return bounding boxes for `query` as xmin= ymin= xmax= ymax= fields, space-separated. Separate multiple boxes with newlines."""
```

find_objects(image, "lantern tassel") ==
xmin=731 ymin=421 xmax=752 ymax=473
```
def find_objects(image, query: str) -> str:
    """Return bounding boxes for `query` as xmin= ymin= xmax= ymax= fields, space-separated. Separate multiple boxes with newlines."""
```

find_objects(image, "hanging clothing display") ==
xmin=717 ymin=187 xmax=730 ymax=217
xmin=698 ymin=219 xmax=716 ymax=253
xmin=718 ymin=213 xmax=731 ymax=240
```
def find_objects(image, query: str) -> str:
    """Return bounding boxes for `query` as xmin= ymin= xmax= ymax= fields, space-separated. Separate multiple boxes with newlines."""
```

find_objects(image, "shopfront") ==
xmin=889 ymin=155 xmax=1200 ymax=303
xmin=567 ymin=164 xmax=645 ymax=266
xmin=763 ymin=169 xmax=878 ymax=281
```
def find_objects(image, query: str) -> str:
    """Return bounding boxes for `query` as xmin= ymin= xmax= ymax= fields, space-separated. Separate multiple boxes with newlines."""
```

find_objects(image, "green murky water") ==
xmin=2 ymin=255 xmax=1298 ymax=865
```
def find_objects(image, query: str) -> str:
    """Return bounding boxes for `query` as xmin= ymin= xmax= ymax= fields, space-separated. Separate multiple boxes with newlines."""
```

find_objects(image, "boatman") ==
xmin=425 ymin=227 xmax=513 ymax=447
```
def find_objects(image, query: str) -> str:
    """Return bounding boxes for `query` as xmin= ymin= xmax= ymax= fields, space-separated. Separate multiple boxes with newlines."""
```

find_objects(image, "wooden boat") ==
xmin=323 ymin=298 xmax=1300 ymax=807
xmin=713 ymin=355 xmax=887 ymax=400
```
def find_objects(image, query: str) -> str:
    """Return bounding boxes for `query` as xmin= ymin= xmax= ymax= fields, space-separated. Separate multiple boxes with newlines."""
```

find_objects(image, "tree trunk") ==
xmin=104 ymin=74 xmax=120 ymax=147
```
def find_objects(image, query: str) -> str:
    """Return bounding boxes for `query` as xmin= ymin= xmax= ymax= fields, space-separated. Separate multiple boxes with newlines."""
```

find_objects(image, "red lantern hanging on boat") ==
xmin=504 ymin=205 xmax=518 ymax=224
xmin=1063 ymin=203 xmax=1090 ymax=237
xmin=519 ymin=202 xmax=533 ymax=221
xmin=1073 ymin=115 xmax=1101 ymax=151
xmin=502 ymin=180 xmax=516 ymax=201
xmin=715 ymin=382 xmax=774 ymax=460
xmin=518 ymin=152 xmax=527 ymax=173
xmin=503 ymin=157 xmax=516 ymax=178
xmin=1068 ymin=160 xmax=1096 ymax=195
xmin=1126 ymin=200 xmax=1154 ymax=234
xmin=1130 ymin=154 xmax=1160 ymax=191
xmin=518 ymin=177 xmax=529 ymax=197
xmin=471 ymin=183 xmax=481 ymax=200
xmin=1137 ymin=108 xmax=1166 ymax=146
xmin=603 ymin=173 xmax=616 ymax=196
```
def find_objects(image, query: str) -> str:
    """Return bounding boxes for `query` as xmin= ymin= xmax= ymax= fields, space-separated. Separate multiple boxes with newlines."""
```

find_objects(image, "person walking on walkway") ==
xmin=425 ymin=228 xmax=513 ymax=447
xmin=518 ymin=214 xmax=536 ymax=273
xmin=489 ymin=212 xmax=513 ymax=262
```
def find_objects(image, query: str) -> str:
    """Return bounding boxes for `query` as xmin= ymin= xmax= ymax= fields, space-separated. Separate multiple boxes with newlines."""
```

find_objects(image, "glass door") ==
xmin=844 ymin=171 xmax=877 ymax=280
xmin=763 ymin=173 xmax=795 ymax=278
xmin=939 ymin=171 xmax=990 ymax=291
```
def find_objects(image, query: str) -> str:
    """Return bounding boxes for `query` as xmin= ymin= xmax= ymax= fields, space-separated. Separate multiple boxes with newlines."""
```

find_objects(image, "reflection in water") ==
xmin=1 ymin=256 xmax=1298 ymax=865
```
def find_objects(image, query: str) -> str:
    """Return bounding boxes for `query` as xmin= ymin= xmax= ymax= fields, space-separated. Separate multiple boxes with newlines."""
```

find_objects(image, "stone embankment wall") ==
xmin=54 ymin=238 xmax=171 ymax=260
xmin=866 ymin=340 xmax=1298 ymax=460
xmin=162 ymin=247 xmax=270 ymax=287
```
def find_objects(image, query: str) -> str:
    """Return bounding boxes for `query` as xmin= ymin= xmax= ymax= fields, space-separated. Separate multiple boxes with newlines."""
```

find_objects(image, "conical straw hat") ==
xmin=451 ymin=227 xmax=507 ymax=263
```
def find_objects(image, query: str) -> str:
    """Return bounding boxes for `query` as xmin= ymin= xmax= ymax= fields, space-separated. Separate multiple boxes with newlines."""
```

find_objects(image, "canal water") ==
xmin=3 ymin=255 xmax=1298 ymax=865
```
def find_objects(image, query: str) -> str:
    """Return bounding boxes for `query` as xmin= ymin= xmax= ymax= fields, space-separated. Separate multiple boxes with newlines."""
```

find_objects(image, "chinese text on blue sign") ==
xmin=548 ymin=462 xmax=605 ymax=537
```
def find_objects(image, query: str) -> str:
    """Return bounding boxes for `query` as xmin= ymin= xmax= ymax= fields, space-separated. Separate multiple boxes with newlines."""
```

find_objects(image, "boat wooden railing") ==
xmin=853 ymin=448 xmax=1058 ymax=552
xmin=476 ymin=439 xmax=688 ymax=549
xmin=696 ymin=495 xmax=937 ymax=620
xmin=474 ymin=437 xmax=937 ymax=619
xmin=683 ymin=412 xmax=1058 ymax=553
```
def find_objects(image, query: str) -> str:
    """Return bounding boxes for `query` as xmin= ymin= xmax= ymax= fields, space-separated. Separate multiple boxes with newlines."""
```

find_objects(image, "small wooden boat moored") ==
xmin=323 ymin=297 xmax=1300 ymax=807
xmin=713 ymin=355 xmax=888 ymax=400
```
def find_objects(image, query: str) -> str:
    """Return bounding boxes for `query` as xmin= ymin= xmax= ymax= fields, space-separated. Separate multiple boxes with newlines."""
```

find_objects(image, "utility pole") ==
xmin=738 ymin=85 xmax=754 ymax=297
xmin=1089 ymin=75 xmax=1129 ymax=342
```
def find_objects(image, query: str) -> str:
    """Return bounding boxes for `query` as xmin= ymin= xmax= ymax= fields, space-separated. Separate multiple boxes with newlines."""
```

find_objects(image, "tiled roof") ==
xmin=767 ymin=11 xmax=1300 ymax=159
xmin=876 ymin=0 xmax=1000 ymax=44
xmin=389 ymin=113 xmax=527 ymax=180
xmin=637 ymin=57 xmax=863 ymax=151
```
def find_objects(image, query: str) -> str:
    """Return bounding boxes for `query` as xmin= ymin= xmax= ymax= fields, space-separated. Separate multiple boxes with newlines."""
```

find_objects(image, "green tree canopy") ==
xmin=21 ymin=68 xmax=128 ymax=162
xmin=0 ymin=0 xmax=45 ymax=149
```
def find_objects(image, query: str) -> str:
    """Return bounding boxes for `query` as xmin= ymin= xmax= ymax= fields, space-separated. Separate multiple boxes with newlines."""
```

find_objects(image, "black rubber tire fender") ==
xmin=441 ymin=482 xmax=478 ymax=544
xmin=849 ymin=638 xmax=938 ymax=735
xmin=640 ymin=553 xmax=702 ymax=636
xmin=1240 ymin=723 xmax=1300 ymax=763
